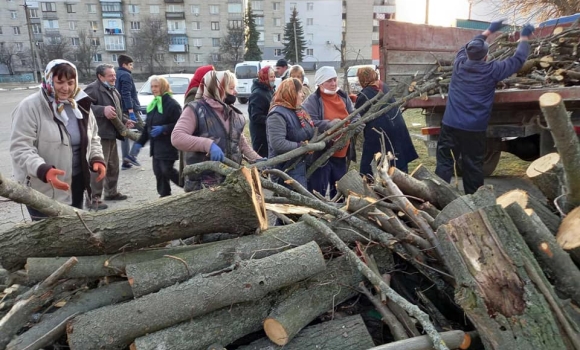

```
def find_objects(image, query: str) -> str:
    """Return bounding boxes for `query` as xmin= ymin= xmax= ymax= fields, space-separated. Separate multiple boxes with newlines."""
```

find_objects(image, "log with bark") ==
xmin=556 ymin=206 xmax=580 ymax=265
xmin=496 ymin=189 xmax=561 ymax=234
xmin=66 ymin=242 xmax=326 ymax=350
xmin=526 ymin=152 xmax=565 ymax=207
xmin=366 ymin=330 xmax=472 ymax=350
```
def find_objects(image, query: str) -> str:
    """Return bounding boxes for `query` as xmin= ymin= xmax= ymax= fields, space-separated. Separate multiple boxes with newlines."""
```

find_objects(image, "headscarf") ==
xmin=271 ymin=78 xmax=313 ymax=128
xmin=258 ymin=66 xmax=273 ymax=89
xmin=314 ymin=66 xmax=337 ymax=86
xmin=42 ymin=59 xmax=88 ymax=124
xmin=186 ymin=65 xmax=215 ymax=93
xmin=357 ymin=67 xmax=381 ymax=90
xmin=195 ymin=70 xmax=228 ymax=102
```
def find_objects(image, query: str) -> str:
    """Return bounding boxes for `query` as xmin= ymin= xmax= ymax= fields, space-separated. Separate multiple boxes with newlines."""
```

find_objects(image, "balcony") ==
xmin=105 ymin=27 xmax=124 ymax=35
xmin=165 ymin=0 xmax=184 ymax=2
xmin=42 ymin=12 xmax=58 ymax=20
xmin=169 ymin=44 xmax=188 ymax=52
xmin=33 ymin=33 xmax=43 ymax=42
xmin=105 ymin=43 xmax=125 ymax=51
xmin=102 ymin=12 xmax=123 ymax=18
xmin=30 ymin=18 xmax=41 ymax=24
xmin=165 ymin=12 xmax=185 ymax=20
xmin=228 ymin=12 xmax=243 ymax=19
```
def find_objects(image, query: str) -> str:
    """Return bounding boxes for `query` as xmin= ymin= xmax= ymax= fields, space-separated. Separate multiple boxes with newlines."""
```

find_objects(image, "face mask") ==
xmin=224 ymin=93 xmax=236 ymax=105
xmin=322 ymin=88 xmax=337 ymax=95
xmin=269 ymin=82 xmax=276 ymax=87
xmin=102 ymin=81 xmax=113 ymax=89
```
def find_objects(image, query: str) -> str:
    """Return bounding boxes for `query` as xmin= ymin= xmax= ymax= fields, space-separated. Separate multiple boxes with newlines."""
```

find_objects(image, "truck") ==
xmin=379 ymin=19 xmax=580 ymax=176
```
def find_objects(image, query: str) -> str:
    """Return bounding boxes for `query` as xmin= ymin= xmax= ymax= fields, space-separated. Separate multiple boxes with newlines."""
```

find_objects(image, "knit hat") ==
xmin=466 ymin=39 xmax=489 ymax=61
xmin=276 ymin=59 xmax=288 ymax=67
xmin=314 ymin=66 xmax=337 ymax=86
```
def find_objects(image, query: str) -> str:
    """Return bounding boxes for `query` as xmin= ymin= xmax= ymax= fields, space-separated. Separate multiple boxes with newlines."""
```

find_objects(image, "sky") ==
xmin=396 ymin=0 xmax=471 ymax=26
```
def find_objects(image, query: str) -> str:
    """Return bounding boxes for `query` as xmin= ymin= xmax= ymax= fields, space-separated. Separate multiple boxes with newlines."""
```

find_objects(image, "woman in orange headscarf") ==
xmin=266 ymin=78 xmax=315 ymax=188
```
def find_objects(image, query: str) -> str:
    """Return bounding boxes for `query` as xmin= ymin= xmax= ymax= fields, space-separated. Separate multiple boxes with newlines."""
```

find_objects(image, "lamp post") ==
xmin=425 ymin=0 xmax=430 ymax=25
xmin=22 ymin=0 xmax=38 ymax=83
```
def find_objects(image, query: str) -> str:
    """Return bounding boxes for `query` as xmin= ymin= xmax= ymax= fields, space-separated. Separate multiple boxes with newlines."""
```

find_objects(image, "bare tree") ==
xmin=128 ymin=16 xmax=170 ymax=75
xmin=73 ymin=30 xmax=99 ymax=79
xmin=219 ymin=25 xmax=245 ymax=70
xmin=38 ymin=39 xmax=72 ymax=67
xmin=474 ymin=0 xmax=580 ymax=22
xmin=0 ymin=43 xmax=28 ymax=75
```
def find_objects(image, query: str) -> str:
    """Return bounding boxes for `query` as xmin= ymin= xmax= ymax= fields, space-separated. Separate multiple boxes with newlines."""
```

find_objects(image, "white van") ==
xmin=234 ymin=61 xmax=281 ymax=104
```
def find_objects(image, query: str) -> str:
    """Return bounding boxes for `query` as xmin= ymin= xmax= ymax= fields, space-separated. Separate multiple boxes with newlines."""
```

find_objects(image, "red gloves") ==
xmin=93 ymin=163 xmax=107 ymax=182
xmin=46 ymin=168 xmax=70 ymax=191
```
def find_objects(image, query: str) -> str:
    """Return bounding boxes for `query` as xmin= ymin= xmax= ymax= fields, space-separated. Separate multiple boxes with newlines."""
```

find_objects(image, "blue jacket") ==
xmin=115 ymin=67 xmax=140 ymax=113
xmin=443 ymin=34 xmax=529 ymax=132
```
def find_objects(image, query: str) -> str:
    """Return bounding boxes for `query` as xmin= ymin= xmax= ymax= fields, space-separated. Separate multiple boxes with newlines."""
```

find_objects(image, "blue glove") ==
xmin=487 ymin=19 xmax=505 ymax=33
xmin=131 ymin=143 xmax=143 ymax=156
xmin=255 ymin=158 xmax=267 ymax=163
xmin=129 ymin=112 xmax=138 ymax=122
xmin=521 ymin=23 xmax=535 ymax=37
xmin=209 ymin=143 xmax=224 ymax=162
xmin=150 ymin=125 xmax=165 ymax=138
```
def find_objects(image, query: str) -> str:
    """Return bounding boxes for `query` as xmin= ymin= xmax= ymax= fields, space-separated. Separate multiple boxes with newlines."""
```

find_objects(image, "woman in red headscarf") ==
xmin=184 ymin=65 xmax=215 ymax=104
xmin=248 ymin=66 xmax=276 ymax=157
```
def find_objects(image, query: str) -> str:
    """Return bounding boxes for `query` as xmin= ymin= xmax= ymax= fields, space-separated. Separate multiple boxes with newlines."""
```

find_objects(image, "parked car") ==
xmin=137 ymin=73 xmax=193 ymax=118
xmin=346 ymin=64 xmax=380 ymax=93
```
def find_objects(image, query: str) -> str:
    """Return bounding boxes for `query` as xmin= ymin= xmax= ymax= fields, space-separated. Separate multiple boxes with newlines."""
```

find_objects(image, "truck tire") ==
xmin=237 ymin=97 xmax=248 ymax=104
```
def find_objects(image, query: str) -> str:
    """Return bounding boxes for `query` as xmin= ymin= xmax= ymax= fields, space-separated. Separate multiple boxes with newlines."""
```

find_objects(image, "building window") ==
xmin=307 ymin=2 xmax=314 ymax=11
xmin=102 ymin=3 xmax=122 ymax=12
xmin=15 ymin=42 xmax=23 ymax=51
xmin=194 ymin=53 xmax=202 ymax=62
xmin=111 ymin=54 xmax=118 ymax=62
xmin=128 ymin=5 xmax=139 ymax=14
xmin=168 ymin=21 xmax=183 ymax=31
xmin=255 ymin=17 xmax=264 ymax=26
xmin=87 ymin=4 xmax=96 ymax=13
xmin=191 ymin=5 xmax=200 ymax=15
xmin=89 ymin=21 xmax=98 ymax=31
xmin=289 ymin=2 xmax=296 ymax=10
xmin=130 ymin=21 xmax=140 ymax=30
xmin=274 ymin=49 xmax=282 ymax=56
xmin=32 ymin=24 xmax=42 ymax=34
xmin=93 ymin=53 xmax=102 ymax=62
xmin=43 ymin=20 xmax=59 ymax=29
xmin=150 ymin=5 xmax=159 ymax=14
xmin=273 ymin=2 xmax=280 ymax=11
xmin=273 ymin=33 xmax=281 ymax=42
xmin=29 ymin=8 xmax=39 ymax=18
xmin=71 ymin=37 xmax=80 ymax=46
xmin=211 ymin=53 xmax=221 ymax=62
xmin=306 ymin=48 xmax=313 ymax=56
xmin=66 ymin=4 xmax=75 ymax=13
xmin=307 ymin=18 xmax=313 ymax=25
xmin=91 ymin=38 xmax=100 ymax=46
xmin=211 ymin=22 xmax=219 ymax=31
xmin=170 ymin=36 xmax=187 ymax=45
xmin=41 ymin=2 xmax=56 ymax=12
xmin=209 ymin=5 xmax=219 ymax=14
xmin=47 ymin=36 xmax=60 ymax=45
xmin=192 ymin=22 xmax=201 ymax=30
xmin=69 ymin=21 xmax=77 ymax=30
xmin=229 ymin=20 xmax=243 ymax=28
xmin=173 ymin=54 xmax=185 ymax=62
xmin=0 ymin=27 xmax=2 ymax=35
xmin=155 ymin=53 xmax=164 ymax=61
xmin=228 ymin=3 xmax=242 ymax=13
xmin=251 ymin=1 xmax=262 ymax=10
xmin=167 ymin=5 xmax=183 ymax=12
xmin=10 ymin=11 xmax=17 ymax=19
xmin=192 ymin=38 xmax=202 ymax=47
xmin=212 ymin=38 xmax=220 ymax=47
xmin=273 ymin=18 xmax=281 ymax=27
xmin=12 ymin=26 xmax=20 ymax=35
xmin=307 ymin=33 xmax=313 ymax=43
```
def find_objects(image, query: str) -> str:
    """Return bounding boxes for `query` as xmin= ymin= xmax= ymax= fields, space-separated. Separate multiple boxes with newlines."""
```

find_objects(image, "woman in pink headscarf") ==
xmin=248 ymin=66 xmax=276 ymax=157
xmin=184 ymin=65 xmax=215 ymax=104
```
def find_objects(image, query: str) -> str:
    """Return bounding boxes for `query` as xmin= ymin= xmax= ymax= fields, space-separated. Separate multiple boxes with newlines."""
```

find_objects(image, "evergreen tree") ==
xmin=282 ymin=7 xmax=307 ymax=63
xmin=244 ymin=3 xmax=262 ymax=61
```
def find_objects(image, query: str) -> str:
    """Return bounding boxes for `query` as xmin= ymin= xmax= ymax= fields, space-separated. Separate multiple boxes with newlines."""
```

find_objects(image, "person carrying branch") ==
xmin=435 ymin=20 xmax=533 ymax=194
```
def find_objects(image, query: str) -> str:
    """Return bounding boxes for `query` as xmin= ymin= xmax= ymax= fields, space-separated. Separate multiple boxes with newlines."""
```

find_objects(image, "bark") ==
xmin=359 ymin=283 xmax=408 ymax=341
xmin=238 ymin=315 xmax=375 ymax=350
xmin=504 ymin=203 xmax=580 ymax=306
xmin=26 ymin=246 xmax=199 ymax=281
xmin=437 ymin=205 xmax=567 ymax=350
xmin=556 ymin=206 xmax=580 ymax=265
xmin=0 ymin=171 xmax=77 ymax=217
xmin=263 ymin=247 xmax=393 ymax=345
xmin=407 ymin=165 xmax=462 ymax=209
xmin=0 ymin=257 xmax=77 ymax=349
xmin=496 ymin=189 xmax=562 ymax=234
xmin=66 ymin=242 xmax=326 ymax=350
xmin=539 ymin=92 xmax=580 ymax=211
xmin=7 ymin=281 xmax=133 ymax=350
xmin=0 ymin=168 xmax=266 ymax=271
xmin=336 ymin=169 xmax=377 ymax=198
xmin=367 ymin=330 xmax=470 ymax=350
xmin=526 ymin=152 xmax=565 ymax=206
xmin=433 ymin=185 xmax=496 ymax=228
xmin=109 ymin=116 xmax=140 ymax=141
xmin=132 ymin=295 xmax=278 ymax=350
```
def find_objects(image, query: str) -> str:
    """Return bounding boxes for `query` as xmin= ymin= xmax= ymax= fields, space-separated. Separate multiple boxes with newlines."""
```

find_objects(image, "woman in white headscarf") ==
xmin=10 ymin=59 xmax=106 ymax=219
xmin=171 ymin=70 xmax=262 ymax=192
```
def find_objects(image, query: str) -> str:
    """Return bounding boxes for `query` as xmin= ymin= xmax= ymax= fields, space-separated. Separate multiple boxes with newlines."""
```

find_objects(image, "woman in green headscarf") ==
xmin=129 ymin=76 xmax=182 ymax=197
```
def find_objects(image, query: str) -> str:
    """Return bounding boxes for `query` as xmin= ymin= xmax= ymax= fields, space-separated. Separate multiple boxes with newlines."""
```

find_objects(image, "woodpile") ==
xmin=1 ymin=93 xmax=580 ymax=350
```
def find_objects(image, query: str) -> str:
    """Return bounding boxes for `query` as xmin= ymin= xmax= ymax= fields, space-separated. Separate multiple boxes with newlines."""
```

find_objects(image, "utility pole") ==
xmin=425 ymin=0 xmax=430 ymax=25
xmin=22 ymin=0 xmax=39 ymax=83
xmin=292 ymin=15 xmax=299 ymax=64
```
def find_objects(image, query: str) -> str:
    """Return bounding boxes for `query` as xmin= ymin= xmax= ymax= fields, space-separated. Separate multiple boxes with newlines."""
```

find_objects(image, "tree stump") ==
xmin=433 ymin=185 xmax=496 ymax=227
xmin=556 ymin=206 xmax=580 ymax=265
xmin=526 ymin=153 xmax=565 ymax=206
xmin=496 ymin=189 xmax=561 ymax=234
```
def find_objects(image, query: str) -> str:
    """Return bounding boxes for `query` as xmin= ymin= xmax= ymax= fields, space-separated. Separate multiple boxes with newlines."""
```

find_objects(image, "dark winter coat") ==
xmin=115 ymin=66 xmax=141 ymax=113
xmin=84 ymin=80 xmax=127 ymax=141
xmin=137 ymin=94 xmax=181 ymax=160
xmin=248 ymin=79 xmax=274 ymax=157
xmin=355 ymin=83 xmax=418 ymax=176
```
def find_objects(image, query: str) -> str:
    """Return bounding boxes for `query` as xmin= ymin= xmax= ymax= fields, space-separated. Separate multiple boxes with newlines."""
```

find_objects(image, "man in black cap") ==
xmin=275 ymin=59 xmax=291 ymax=80
xmin=435 ymin=20 xmax=534 ymax=195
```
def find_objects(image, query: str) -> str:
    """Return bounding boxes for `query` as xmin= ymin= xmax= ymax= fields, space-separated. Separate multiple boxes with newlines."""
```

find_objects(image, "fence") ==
xmin=0 ymin=73 xmax=35 ymax=83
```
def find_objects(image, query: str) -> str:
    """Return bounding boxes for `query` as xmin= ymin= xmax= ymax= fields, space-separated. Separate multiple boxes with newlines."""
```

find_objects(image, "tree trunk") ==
xmin=504 ymin=203 xmax=580 ymax=306
xmin=539 ymin=92 xmax=580 ymax=211
xmin=238 ymin=315 xmax=375 ymax=350
xmin=556 ymin=206 xmax=580 ymax=265
xmin=526 ymin=153 xmax=565 ymax=206
xmin=366 ymin=330 xmax=471 ymax=350
xmin=132 ymin=295 xmax=278 ymax=350
xmin=437 ymin=205 xmax=567 ymax=350
xmin=66 ymin=242 xmax=326 ymax=350
xmin=496 ymin=189 xmax=561 ymax=234
xmin=433 ymin=185 xmax=496 ymax=228
xmin=109 ymin=117 xmax=140 ymax=141
xmin=0 ymin=168 xmax=267 ymax=271
xmin=263 ymin=247 xmax=393 ymax=346
xmin=7 ymin=282 xmax=133 ymax=350
xmin=336 ymin=169 xmax=377 ymax=198
xmin=126 ymin=220 xmax=364 ymax=297
xmin=406 ymin=165 xmax=462 ymax=209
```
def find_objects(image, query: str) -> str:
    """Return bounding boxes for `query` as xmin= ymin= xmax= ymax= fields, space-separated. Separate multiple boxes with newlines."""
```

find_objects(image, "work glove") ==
xmin=150 ymin=125 xmax=165 ymax=138
xmin=487 ymin=19 xmax=505 ymax=33
xmin=93 ymin=163 xmax=107 ymax=182
xmin=209 ymin=143 xmax=224 ymax=162
xmin=354 ymin=123 xmax=365 ymax=134
xmin=129 ymin=112 xmax=138 ymax=122
xmin=131 ymin=143 xmax=143 ymax=156
xmin=521 ymin=23 xmax=535 ymax=37
xmin=46 ymin=168 xmax=70 ymax=191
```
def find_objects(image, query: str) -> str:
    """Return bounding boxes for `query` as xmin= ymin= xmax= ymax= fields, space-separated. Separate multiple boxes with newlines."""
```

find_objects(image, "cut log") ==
xmin=434 ymin=185 xmax=496 ymax=227
xmin=238 ymin=315 xmax=375 ymax=350
xmin=0 ymin=168 xmax=267 ymax=271
xmin=126 ymin=220 xmax=365 ymax=297
xmin=526 ymin=152 xmax=565 ymax=205
xmin=367 ymin=330 xmax=471 ymax=350
xmin=26 ymin=246 xmax=199 ymax=281
xmin=263 ymin=246 xmax=393 ymax=346
xmin=407 ymin=164 xmax=462 ymax=209
xmin=437 ymin=205 xmax=568 ymax=350
xmin=7 ymin=281 xmax=133 ymax=350
xmin=496 ymin=189 xmax=561 ymax=234
xmin=556 ymin=206 xmax=580 ymax=265
xmin=540 ymin=55 xmax=554 ymax=68
xmin=539 ymin=92 xmax=580 ymax=211
xmin=66 ymin=242 xmax=326 ymax=350
xmin=132 ymin=295 xmax=278 ymax=350
xmin=336 ymin=169 xmax=378 ymax=198
xmin=504 ymin=203 xmax=580 ymax=306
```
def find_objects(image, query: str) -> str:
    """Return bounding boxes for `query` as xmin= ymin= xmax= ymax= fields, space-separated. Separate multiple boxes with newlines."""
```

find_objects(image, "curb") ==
xmin=0 ymin=86 xmax=40 ymax=92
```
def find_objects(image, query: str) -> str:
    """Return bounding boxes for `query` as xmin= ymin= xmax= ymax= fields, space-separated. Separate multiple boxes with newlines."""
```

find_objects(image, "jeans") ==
xmin=307 ymin=156 xmax=347 ymax=199
xmin=90 ymin=139 xmax=119 ymax=198
xmin=152 ymin=158 xmax=181 ymax=197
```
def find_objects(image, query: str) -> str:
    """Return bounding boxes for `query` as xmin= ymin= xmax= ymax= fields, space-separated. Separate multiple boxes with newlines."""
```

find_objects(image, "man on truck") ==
xmin=435 ymin=20 xmax=534 ymax=194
